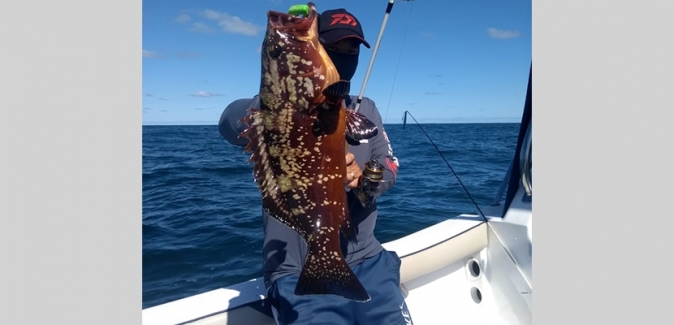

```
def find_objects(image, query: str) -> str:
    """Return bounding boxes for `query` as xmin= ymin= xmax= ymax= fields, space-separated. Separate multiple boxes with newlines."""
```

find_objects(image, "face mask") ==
xmin=326 ymin=50 xmax=359 ymax=82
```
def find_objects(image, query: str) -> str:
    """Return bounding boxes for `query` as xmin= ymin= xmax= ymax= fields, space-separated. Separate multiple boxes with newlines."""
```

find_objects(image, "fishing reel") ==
xmin=353 ymin=158 xmax=385 ymax=208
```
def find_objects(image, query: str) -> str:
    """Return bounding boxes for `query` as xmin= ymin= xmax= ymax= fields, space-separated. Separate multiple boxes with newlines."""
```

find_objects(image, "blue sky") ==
xmin=142 ymin=0 xmax=531 ymax=125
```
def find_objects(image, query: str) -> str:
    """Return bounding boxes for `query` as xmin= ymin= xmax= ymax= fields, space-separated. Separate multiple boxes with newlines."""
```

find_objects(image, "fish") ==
xmin=238 ymin=2 xmax=379 ymax=302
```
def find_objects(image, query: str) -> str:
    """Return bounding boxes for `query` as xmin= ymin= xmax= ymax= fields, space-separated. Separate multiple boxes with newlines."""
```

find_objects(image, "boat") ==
xmin=141 ymin=64 xmax=533 ymax=325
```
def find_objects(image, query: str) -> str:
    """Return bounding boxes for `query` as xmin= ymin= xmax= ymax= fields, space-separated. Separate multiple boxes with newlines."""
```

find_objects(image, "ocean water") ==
xmin=142 ymin=122 xmax=520 ymax=309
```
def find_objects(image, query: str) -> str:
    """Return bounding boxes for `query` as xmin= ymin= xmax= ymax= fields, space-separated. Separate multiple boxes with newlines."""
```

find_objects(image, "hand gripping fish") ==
xmin=239 ymin=2 xmax=378 ymax=302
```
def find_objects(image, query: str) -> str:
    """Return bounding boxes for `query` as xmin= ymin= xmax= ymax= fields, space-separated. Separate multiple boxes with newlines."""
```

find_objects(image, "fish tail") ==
xmin=294 ymin=232 xmax=370 ymax=302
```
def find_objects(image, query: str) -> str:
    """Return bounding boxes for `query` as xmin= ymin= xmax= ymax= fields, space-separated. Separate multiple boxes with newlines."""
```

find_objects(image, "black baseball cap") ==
xmin=318 ymin=8 xmax=371 ymax=48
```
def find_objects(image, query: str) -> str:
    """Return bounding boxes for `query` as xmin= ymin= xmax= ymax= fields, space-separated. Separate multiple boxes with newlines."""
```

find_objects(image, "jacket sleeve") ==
xmin=218 ymin=96 xmax=260 ymax=147
xmin=361 ymin=98 xmax=399 ymax=198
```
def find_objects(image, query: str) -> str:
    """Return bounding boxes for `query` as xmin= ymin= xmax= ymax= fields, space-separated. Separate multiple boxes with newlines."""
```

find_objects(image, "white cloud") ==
xmin=175 ymin=13 xmax=191 ymax=24
xmin=188 ymin=22 xmax=215 ymax=34
xmin=201 ymin=9 xmax=263 ymax=37
xmin=203 ymin=9 xmax=221 ymax=20
xmin=143 ymin=50 xmax=157 ymax=58
xmin=191 ymin=91 xmax=225 ymax=97
xmin=143 ymin=50 xmax=167 ymax=59
xmin=487 ymin=28 xmax=521 ymax=40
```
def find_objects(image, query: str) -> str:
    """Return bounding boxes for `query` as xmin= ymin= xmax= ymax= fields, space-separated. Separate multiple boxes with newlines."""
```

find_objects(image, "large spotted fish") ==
xmin=239 ymin=2 xmax=378 ymax=302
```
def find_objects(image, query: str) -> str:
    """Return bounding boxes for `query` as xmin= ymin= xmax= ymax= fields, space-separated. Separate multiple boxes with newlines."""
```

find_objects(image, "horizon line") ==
xmin=142 ymin=120 xmax=522 ymax=126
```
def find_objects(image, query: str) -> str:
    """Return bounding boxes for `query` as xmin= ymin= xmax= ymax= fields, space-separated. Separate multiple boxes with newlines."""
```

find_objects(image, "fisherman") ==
xmin=218 ymin=8 xmax=412 ymax=325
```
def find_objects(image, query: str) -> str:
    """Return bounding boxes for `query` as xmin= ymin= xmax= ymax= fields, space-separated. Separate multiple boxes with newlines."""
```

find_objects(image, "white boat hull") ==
xmin=143 ymin=207 xmax=532 ymax=325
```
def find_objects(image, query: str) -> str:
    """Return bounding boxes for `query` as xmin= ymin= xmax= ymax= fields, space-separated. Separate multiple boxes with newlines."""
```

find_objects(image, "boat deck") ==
xmin=143 ymin=214 xmax=531 ymax=325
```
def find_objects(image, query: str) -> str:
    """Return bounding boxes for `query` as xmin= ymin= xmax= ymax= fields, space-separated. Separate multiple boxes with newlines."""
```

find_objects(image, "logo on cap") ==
xmin=329 ymin=13 xmax=357 ymax=26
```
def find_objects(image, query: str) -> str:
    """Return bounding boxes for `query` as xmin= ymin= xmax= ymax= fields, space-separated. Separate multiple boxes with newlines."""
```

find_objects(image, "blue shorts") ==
xmin=266 ymin=249 xmax=414 ymax=325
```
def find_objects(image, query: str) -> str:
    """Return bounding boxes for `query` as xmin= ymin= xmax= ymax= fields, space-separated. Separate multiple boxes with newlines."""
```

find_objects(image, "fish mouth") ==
xmin=267 ymin=3 xmax=317 ymax=31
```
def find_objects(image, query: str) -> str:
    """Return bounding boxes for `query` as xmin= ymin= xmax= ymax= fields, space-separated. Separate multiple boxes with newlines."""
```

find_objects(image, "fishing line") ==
xmin=402 ymin=110 xmax=488 ymax=220
xmin=383 ymin=1 xmax=414 ymax=124
xmin=401 ymin=112 xmax=527 ymax=282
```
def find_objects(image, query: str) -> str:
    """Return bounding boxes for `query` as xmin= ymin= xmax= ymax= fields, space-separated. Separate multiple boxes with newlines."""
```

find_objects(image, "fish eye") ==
xmin=269 ymin=44 xmax=282 ymax=58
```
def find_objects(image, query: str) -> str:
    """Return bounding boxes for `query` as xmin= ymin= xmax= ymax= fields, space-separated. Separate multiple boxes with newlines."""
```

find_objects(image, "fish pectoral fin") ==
xmin=345 ymin=135 xmax=361 ymax=146
xmin=294 ymin=232 xmax=371 ymax=302
xmin=345 ymin=109 xmax=378 ymax=146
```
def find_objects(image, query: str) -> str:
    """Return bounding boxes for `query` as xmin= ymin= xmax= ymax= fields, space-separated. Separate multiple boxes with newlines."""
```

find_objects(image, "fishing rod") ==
xmin=353 ymin=0 xmax=397 ymax=113
xmin=348 ymin=0 xmax=409 ymax=206
xmin=349 ymin=0 xmax=423 ymax=205
xmin=401 ymin=110 xmax=488 ymax=219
